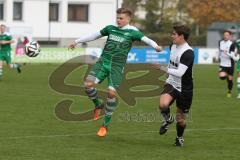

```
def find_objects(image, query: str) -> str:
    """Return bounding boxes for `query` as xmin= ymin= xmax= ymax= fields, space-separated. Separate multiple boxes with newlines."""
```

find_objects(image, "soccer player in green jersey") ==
xmin=234 ymin=39 xmax=240 ymax=98
xmin=68 ymin=8 xmax=162 ymax=137
xmin=223 ymin=38 xmax=240 ymax=98
xmin=0 ymin=24 xmax=21 ymax=79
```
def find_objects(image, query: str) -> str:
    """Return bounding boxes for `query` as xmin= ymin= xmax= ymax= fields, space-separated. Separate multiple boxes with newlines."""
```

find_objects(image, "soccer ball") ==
xmin=25 ymin=41 xmax=40 ymax=57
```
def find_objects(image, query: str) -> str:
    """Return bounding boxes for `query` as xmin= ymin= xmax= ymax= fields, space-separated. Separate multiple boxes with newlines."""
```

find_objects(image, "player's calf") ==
xmin=9 ymin=63 xmax=21 ymax=73
xmin=84 ymin=84 xmax=104 ymax=120
xmin=159 ymin=106 xmax=175 ymax=135
xmin=159 ymin=115 xmax=174 ymax=135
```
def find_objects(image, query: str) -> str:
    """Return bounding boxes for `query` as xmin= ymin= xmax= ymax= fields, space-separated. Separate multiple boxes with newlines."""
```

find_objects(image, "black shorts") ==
xmin=161 ymin=83 xmax=193 ymax=113
xmin=219 ymin=66 xmax=234 ymax=76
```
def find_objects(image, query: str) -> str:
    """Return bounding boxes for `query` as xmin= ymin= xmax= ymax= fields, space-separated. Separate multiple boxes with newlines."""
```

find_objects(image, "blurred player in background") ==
xmin=15 ymin=38 xmax=25 ymax=56
xmin=218 ymin=30 xmax=237 ymax=97
xmin=0 ymin=24 xmax=21 ymax=79
xmin=23 ymin=36 xmax=29 ymax=45
xmin=68 ymin=8 xmax=162 ymax=137
xmin=154 ymin=25 xmax=194 ymax=147
xmin=232 ymin=39 xmax=240 ymax=98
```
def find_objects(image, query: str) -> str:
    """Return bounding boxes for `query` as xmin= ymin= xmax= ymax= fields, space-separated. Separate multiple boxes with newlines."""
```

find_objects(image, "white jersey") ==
xmin=166 ymin=43 xmax=194 ymax=92
xmin=219 ymin=40 xmax=233 ymax=67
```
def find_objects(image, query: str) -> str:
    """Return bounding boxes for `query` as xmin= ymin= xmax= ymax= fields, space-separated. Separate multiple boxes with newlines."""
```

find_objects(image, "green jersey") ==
xmin=235 ymin=39 xmax=240 ymax=71
xmin=0 ymin=32 xmax=12 ymax=52
xmin=100 ymin=25 xmax=144 ymax=65
xmin=235 ymin=39 xmax=240 ymax=51
xmin=88 ymin=25 xmax=144 ymax=89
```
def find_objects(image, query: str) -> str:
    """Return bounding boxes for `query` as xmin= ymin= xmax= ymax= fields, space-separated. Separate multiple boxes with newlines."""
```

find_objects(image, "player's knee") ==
xmin=228 ymin=76 xmax=233 ymax=81
xmin=84 ymin=75 xmax=98 ymax=88
xmin=176 ymin=113 xmax=185 ymax=124
xmin=159 ymin=101 xmax=169 ymax=110
xmin=219 ymin=76 xmax=227 ymax=80
xmin=176 ymin=117 xmax=185 ymax=125
xmin=84 ymin=81 xmax=94 ymax=88
xmin=108 ymin=89 xmax=116 ymax=98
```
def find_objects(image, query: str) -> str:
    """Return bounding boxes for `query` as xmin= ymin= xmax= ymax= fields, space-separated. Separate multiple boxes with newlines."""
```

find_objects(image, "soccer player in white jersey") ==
xmin=68 ymin=8 xmax=162 ymax=137
xmin=154 ymin=25 xmax=194 ymax=146
xmin=218 ymin=30 xmax=236 ymax=97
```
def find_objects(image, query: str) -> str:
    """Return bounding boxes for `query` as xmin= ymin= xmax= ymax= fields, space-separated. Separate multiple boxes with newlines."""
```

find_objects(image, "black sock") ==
xmin=227 ymin=79 xmax=233 ymax=92
xmin=220 ymin=76 xmax=227 ymax=80
xmin=160 ymin=107 xmax=170 ymax=121
xmin=176 ymin=122 xmax=186 ymax=137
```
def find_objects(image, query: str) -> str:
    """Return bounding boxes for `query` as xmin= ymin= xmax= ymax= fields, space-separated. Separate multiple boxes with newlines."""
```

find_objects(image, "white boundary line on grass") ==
xmin=1 ymin=127 xmax=240 ymax=140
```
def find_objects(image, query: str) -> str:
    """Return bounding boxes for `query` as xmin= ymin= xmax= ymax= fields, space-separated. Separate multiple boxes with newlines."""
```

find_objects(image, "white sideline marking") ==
xmin=1 ymin=127 xmax=240 ymax=140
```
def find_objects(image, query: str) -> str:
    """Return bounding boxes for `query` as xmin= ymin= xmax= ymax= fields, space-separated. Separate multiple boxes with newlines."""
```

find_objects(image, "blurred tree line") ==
xmin=122 ymin=0 xmax=240 ymax=47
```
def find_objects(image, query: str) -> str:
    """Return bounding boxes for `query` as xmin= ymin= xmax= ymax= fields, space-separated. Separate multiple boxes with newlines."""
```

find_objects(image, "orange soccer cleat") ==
xmin=97 ymin=126 xmax=107 ymax=137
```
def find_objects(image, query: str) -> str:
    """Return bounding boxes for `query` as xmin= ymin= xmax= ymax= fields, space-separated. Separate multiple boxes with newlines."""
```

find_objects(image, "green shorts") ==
xmin=0 ymin=50 xmax=11 ymax=64
xmin=237 ymin=61 xmax=240 ymax=72
xmin=88 ymin=59 xmax=124 ymax=89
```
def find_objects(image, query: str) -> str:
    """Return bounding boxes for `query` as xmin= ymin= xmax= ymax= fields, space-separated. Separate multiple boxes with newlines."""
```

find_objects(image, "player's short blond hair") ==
xmin=116 ymin=8 xmax=132 ymax=17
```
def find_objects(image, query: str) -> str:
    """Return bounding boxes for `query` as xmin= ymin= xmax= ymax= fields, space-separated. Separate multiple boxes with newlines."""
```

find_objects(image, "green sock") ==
xmin=102 ymin=97 xmax=117 ymax=127
xmin=93 ymin=98 xmax=101 ymax=107
xmin=103 ymin=115 xmax=112 ymax=127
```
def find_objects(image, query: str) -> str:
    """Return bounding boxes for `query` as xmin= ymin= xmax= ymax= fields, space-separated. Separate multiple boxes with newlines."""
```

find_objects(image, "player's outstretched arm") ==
xmin=68 ymin=31 xmax=103 ymax=50
xmin=141 ymin=36 xmax=162 ymax=52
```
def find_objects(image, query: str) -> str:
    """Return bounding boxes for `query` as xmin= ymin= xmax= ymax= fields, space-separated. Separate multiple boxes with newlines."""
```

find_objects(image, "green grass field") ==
xmin=0 ymin=64 xmax=240 ymax=160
